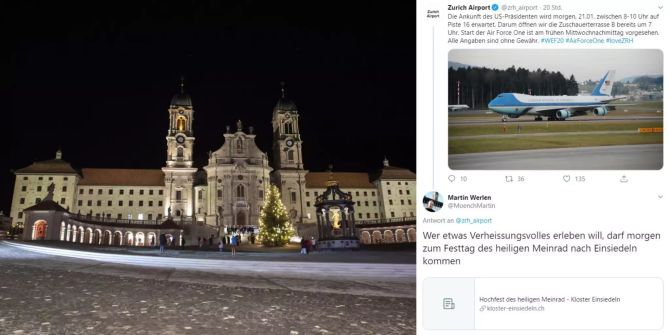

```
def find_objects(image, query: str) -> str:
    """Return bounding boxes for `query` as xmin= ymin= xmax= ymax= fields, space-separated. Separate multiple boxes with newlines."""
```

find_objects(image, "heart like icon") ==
xmin=563 ymin=175 xmax=571 ymax=182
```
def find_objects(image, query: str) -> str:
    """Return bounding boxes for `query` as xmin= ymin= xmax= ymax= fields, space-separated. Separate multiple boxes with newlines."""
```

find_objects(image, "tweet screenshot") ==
xmin=418 ymin=0 xmax=667 ymax=334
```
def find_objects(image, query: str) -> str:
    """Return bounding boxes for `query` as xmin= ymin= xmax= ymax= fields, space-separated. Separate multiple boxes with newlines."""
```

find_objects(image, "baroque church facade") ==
xmin=9 ymin=82 xmax=416 ymax=237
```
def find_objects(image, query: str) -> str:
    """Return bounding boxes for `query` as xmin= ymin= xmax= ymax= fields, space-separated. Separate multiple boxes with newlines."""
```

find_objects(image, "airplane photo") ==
xmin=488 ymin=70 xmax=625 ymax=121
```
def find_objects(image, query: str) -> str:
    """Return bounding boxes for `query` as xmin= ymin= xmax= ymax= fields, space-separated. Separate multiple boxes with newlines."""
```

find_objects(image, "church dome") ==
xmin=170 ymin=92 xmax=192 ymax=106
xmin=273 ymin=81 xmax=298 ymax=111
xmin=274 ymin=97 xmax=297 ymax=111
xmin=170 ymin=77 xmax=192 ymax=106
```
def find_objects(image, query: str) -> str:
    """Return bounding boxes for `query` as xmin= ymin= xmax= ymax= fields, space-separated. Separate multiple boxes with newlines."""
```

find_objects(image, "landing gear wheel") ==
xmin=534 ymin=116 xmax=543 ymax=121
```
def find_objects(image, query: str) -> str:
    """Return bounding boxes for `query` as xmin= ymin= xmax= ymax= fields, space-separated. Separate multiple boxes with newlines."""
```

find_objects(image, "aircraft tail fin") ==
xmin=591 ymin=70 xmax=616 ymax=96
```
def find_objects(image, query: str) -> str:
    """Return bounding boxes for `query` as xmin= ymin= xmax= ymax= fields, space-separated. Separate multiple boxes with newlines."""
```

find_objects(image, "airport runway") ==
xmin=449 ymin=144 xmax=663 ymax=170
xmin=449 ymin=116 xmax=663 ymax=126
xmin=450 ymin=130 xmax=638 ymax=140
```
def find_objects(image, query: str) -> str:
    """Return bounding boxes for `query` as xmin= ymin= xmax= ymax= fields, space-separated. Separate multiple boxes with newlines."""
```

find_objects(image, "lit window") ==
xmin=177 ymin=116 xmax=186 ymax=131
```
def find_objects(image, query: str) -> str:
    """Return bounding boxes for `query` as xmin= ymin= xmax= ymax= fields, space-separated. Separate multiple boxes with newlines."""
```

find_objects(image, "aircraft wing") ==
xmin=533 ymin=105 xmax=604 ymax=117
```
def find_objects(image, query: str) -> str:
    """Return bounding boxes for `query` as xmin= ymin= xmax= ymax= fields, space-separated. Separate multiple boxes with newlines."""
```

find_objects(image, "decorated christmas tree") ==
xmin=258 ymin=184 xmax=294 ymax=247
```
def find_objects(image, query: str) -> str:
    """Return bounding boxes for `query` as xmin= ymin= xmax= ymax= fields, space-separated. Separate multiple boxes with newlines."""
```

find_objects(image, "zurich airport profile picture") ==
xmin=423 ymin=191 xmax=444 ymax=212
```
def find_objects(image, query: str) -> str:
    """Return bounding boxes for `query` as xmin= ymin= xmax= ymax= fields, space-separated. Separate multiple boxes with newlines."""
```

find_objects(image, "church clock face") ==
xmin=285 ymin=138 xmax=295 ymax=147
xmin=176 ymin=135 xmax=185 ymax=144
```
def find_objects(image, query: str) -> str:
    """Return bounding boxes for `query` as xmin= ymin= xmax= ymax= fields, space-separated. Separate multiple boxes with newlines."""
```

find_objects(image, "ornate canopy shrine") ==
xmin=314 ymin=179 xmax=359 ymax=249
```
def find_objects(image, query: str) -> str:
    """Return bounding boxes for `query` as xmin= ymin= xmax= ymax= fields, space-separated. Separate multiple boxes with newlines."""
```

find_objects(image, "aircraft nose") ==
xmin=488 ymin=97 xmax=499 ymax=108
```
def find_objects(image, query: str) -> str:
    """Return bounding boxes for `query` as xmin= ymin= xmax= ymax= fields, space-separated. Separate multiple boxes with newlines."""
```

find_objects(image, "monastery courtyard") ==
xmin=0 ymin=241 xmax=415 ymax=334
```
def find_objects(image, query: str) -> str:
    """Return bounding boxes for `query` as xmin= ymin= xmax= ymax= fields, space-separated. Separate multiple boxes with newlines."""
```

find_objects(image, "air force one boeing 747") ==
xmin=488 ymin=70 xmax=624 ymax=121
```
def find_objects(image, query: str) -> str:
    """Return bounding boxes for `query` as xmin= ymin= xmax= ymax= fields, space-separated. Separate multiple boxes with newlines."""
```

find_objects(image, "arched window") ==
xmin=236 ymin=184 xmax=245 ymax=198
xmin=236 ymin=138 xmax=244 ymax=153
xmin=177 ymin=116 xmax=186 ymax=131
xmin=177 ymin=147 xmax=184 ymax=159
xmin=287 ymin=150 xmax=294 ymax=162
xmin=60 ymin=222 xmax=66 ymax=241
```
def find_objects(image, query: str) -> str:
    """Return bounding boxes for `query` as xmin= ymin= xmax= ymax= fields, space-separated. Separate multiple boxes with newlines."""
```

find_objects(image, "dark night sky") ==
xmin=3 ymin=1 xmax=416 ymax=214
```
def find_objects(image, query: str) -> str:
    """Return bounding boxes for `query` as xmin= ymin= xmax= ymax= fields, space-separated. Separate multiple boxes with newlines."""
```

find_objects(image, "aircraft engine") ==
xmin=555 ymin=109 xmax=572 ymax=119
xmin=593 ymin=106 xmax=608 ymax=116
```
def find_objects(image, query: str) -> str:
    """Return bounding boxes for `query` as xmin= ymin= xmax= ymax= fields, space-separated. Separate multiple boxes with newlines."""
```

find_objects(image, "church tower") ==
xmin=162 ymin=77 xmax=197 ymax=219
xmin=271 ymin=82 xmax=308 ymax=224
